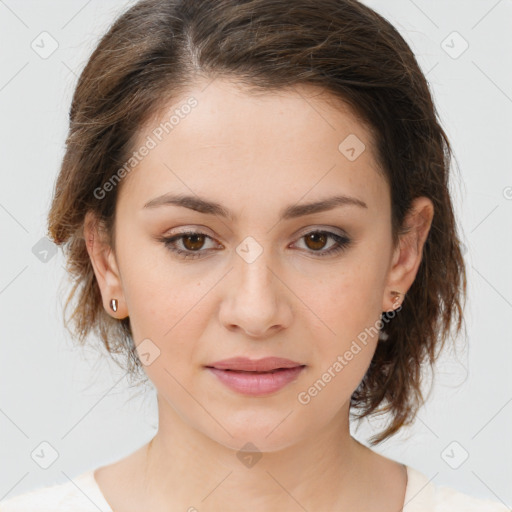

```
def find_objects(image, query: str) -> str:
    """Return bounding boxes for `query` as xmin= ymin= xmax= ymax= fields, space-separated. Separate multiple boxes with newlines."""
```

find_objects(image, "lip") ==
xmin=205 ymin=357 xmax=306 ymax=396
xmin=206 ymin=366 xmax=306 ymax=396
xmin=206 ymin=356 xmax=304 ymax=372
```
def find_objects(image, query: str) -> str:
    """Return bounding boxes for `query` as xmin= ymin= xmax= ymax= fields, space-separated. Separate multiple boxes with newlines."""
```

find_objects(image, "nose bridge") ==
xmin=235 ymin=236 xmax=278 ymax=301
xmin=219 ymin=235 xmax=292 ymax=336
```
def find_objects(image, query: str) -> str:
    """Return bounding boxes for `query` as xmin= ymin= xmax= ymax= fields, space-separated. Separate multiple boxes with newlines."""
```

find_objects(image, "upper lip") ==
xmin=206 ymin=357 xmax=305 ymax=372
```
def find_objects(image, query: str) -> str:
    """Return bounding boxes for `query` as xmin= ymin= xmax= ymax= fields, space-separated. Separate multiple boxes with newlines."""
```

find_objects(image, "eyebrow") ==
xmin=143 ymin=193 xmax=367 ymax=220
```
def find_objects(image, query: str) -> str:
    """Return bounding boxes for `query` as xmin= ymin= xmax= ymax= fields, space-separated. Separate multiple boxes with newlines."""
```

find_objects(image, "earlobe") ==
xmin=83 ymin=211 xmax=128 ymax=319
xmin=382 ymin=197 xmax=434 ymax=312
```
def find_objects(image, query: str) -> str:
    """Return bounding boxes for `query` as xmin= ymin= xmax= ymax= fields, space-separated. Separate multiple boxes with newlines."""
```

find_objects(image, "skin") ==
xmin=84 ymin=77 xmax=434 ymax=511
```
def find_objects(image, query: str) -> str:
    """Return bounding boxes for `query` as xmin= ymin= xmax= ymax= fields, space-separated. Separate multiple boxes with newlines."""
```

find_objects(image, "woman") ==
xmin=0 ymin=0 xmax=507 ymax=510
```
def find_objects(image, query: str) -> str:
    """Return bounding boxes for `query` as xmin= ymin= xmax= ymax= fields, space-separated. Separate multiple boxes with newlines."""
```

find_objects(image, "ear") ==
xmin=382 ymin=196 xmax=434 ymax=312
xmin=83 ymin=211 xmax=128 ymax=319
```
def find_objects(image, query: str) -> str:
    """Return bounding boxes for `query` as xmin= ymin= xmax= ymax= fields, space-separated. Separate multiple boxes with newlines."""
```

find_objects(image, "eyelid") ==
xmin=164 ymin=225 xmax=216 ymax=237
xmin=294 ymin=225 xmax=348 ymax=238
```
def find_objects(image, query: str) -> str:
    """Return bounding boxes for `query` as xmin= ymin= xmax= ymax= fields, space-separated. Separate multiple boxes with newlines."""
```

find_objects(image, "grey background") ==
xmin=1 ymin=0 xmax=511 ymax=507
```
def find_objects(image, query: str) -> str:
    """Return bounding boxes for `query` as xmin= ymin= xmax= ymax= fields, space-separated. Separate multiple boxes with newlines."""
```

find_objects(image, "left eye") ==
xmin=158 ymin=229 xmax=351 ymax=260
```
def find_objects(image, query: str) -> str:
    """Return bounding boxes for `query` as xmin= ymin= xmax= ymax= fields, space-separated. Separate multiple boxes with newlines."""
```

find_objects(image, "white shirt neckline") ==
xmin=81 ymin=465 xmax=433 ymax=512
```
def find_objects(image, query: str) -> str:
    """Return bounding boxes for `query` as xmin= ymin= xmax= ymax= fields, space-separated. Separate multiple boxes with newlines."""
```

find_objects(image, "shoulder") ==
xmin=0 ymin=470 xmax=112 ymax=512
xmin=404 ymin=465 xmax=510 ymax=512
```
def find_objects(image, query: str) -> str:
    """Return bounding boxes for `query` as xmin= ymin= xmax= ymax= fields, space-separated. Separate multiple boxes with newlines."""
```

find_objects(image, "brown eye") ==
xmin=159 ymin=230 xmax=219 ymax=260
xmin=304 ymin=232 xmax=329 ymax=251
xmin=182 ymin=233 xmax=206 ymax=251
xmin=294 ymin=230 xmax=352 ymax=257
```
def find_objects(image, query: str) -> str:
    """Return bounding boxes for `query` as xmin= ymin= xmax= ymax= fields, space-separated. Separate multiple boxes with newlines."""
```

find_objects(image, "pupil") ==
xmin=306 ymin=232 xmax=326 ymax=250
xmin=184 ymin=234 xmax=204 ymax=250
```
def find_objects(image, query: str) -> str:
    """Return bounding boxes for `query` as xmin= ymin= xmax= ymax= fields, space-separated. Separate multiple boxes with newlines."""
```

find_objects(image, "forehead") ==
xmin=119 ymin=78 xmax=387 ymax=215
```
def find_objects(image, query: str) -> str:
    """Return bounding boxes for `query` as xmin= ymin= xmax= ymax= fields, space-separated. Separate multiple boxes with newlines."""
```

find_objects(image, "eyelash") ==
xmin=157 ymin=229 xmax=351 ymax=260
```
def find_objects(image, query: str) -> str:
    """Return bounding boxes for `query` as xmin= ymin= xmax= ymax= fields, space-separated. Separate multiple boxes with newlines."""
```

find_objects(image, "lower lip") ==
xmin=206 ymin=366 xmax=306 ymax=396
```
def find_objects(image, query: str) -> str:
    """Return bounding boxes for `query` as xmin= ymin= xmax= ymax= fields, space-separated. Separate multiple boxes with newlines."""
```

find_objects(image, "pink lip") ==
xmin=206 ymin=356 xmax=303 ymax=372
xmin=206 ymin=366 xmax=305 ymax=396
xmin=205 ymin=357 xmax=306 ymax=396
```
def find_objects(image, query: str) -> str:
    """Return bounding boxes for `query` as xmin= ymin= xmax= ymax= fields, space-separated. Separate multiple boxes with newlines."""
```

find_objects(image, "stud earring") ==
xmin=379 ymin=290 xmax=404 ymax=342
xmin=390 ymin=290 xmax=405 ymax=309
xmin=110 ymin=298 xmax=118 ymax=312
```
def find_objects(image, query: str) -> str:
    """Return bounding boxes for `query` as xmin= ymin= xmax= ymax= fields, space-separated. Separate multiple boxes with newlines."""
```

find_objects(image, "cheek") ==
xmin=118 ymin=234 xmax=195 ymax=322
xmin=296 ymin=313 xmax=379 ymax=420
xmin=294 ymin=260 xmax=382 ymax=390
xmin=296 ymin=259 xmax=383 ymax=337
xmin=118 ymin=255 xmax=214 ymax=376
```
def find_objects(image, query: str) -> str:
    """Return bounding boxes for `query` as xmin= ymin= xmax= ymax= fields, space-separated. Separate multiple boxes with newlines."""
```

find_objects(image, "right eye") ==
xmin=158 ymin=230 xmax=221 ymax=260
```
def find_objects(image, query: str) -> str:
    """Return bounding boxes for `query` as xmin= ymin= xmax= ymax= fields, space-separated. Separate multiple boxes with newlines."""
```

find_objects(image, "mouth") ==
xmin=207 ymin=368 xmax=303 ymax=373
xmin=204 ymin=358 xmax=307 ymax=396
xmin=205 ymin=356 xmax=305 ymax=372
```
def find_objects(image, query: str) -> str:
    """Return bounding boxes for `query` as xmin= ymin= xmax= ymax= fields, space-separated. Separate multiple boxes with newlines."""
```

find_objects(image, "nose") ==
xmin=218 ymin=252 xmax=293 ymax=339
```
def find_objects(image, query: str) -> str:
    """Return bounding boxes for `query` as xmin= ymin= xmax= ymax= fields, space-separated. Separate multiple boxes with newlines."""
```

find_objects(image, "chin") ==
xmin=198 ymin=411 xmax=309 ymax=454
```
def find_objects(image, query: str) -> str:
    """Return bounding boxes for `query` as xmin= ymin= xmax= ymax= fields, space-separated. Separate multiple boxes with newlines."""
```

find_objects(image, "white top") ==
xmin=0 ymin=465 xmax=508 ymax=511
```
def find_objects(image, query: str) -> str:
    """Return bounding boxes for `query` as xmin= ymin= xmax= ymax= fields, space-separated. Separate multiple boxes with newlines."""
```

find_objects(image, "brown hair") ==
xmin=47 ymin=0 xmax=467 ymax=445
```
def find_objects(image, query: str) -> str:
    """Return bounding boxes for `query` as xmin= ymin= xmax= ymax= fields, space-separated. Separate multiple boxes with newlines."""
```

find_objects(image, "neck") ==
xmin=139 ymin=395 xmax=378 ymax=511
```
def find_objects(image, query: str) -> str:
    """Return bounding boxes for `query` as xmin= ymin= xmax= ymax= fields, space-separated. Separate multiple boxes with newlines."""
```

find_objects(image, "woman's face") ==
xmin=88 ymin=78 xmax=429 ymax=452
